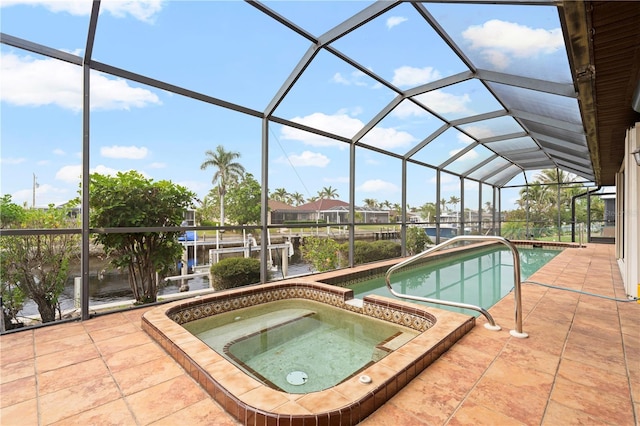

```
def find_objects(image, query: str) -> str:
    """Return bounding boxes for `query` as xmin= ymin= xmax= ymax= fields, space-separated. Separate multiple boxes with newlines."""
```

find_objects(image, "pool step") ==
xmin=194 ymin=309 xmax=316 ymax=352
xmin=371 ymin=331 xmax=416 ymax=361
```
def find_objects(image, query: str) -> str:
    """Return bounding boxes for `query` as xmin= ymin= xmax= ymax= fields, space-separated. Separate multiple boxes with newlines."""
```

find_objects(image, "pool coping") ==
xmin=142 ymin=281 xmax=475 ymax=426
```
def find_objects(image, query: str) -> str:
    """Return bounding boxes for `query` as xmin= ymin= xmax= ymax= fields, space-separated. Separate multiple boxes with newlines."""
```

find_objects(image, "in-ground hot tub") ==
xmin=142 ymin=281 xmax=474 ymax=425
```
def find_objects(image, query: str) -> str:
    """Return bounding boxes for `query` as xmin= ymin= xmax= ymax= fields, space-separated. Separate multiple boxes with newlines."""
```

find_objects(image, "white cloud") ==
xmin=281 ymin=113 xmax=361 ymax=147
xmin=55 ymin=165 xmax=81 ymax=183
xmin=100 ymin=145 xmax=148 ymax=159
xmin=462 ymin=19 xmax=563 ymax=69
xmin=412 ymin=90 xmax=472 ymax=116
xmin=281 ymin=112 xmax=416 ymax=151
xmin=391 ymin=66 xmax=442 ymax=88
xmin=277 ymin=151 xmax=330 ymax=167
xmin=330 ymin=70 xmax=368 ymax=87
xmin=55 ymin=164 xmax=120 ymax=183
xmin=0 ymin=157 xmax=26 ymax=164
xmin=361 ymin=127 xmax=417 ymax=150
xmin=391 ymin=101 xmax=430 ymax=119
xmin=336 ymin=106 xmax=363 ymax=117
xmin=386 ymin=16 xmax=407 ymax=30
xmin=148 ymin=162 xmax=167 ymax=169
xmin=0 ymin=52 xmax=162 ymax=111
xmin=14 ymin=183 xmax=71 ymax=208
xmin=53 ymin=148 xmax=66 ymax=156
xmin=357 ymin=179 xmax=399 ymax=194
xmin=0 ymin=0 xmax=164 ymax=23
xmin=332 ymin=72 xmax=350 ymax=85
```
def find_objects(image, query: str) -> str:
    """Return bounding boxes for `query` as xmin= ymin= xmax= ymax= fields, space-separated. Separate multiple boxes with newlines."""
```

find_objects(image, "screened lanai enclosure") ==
xmin=1 ymin=0 xmax=639 ymax=327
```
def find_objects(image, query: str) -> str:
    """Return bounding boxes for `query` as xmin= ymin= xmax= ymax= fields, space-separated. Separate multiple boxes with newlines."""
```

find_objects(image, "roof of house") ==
xmin=292 ymin=199 xmax=349 ymax=212
xmin=267 ymin=199 xmax=294 ymax=211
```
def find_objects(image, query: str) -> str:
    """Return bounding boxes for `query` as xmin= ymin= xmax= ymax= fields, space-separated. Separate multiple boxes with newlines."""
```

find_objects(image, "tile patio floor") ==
xmin=1 ymin=243 xmax=638 ymax=425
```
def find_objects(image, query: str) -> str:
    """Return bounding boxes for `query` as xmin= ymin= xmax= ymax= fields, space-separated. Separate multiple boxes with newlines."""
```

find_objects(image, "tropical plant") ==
xmin=195 ymin=193 xmax=219 ymax=226
xmin=0 ymin=195 xmax=26 ymax=228
xmin=300 ymin=236 xmax=340 ymax=272
xmin=419 ymin=202 xmax=436 ymax=223
xmin=290 ymin=192 xmax=305 ymax=206
xmin=0 ymin=203 xmax=79 ymax=323
xmin=225 ymin=173 xmax=262 ymax=225
xmin=363 ymin=198 xmax=378 ymax=209
xmin=448 ymin=196 xmax=460 ymax=213
xmin=200 ymin=145 xmax=245 ymax=226
xmin=406 ymin=226 xmax=432 ymax=255
xmin=271 ymin=188 xmax=289 ymax=203
xmin=318 ymin=186 xmax=339 ymax=200
xmin=88 ymin=171 xmax=195 ymax=304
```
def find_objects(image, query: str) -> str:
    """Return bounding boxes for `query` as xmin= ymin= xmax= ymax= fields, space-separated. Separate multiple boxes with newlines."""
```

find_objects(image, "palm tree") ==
xmin=448 ymin=196 xmax=460 ymax=214
xmin=318 ymin=186 xmax=339 ymax=200
xmin=290 ymin=192 xmax=305 ymax=206
xmin=419 ymin=202 xmax=436 ymax=223
xmin=200 ymin=145 xmax=245 ymax=226
xmin=271 ymin=188 xmax=289 ymax=202
xmin=485 ymin=201 xmax=494 ymax=215
xmin=363 ymin=198 xmax=378 ymax=209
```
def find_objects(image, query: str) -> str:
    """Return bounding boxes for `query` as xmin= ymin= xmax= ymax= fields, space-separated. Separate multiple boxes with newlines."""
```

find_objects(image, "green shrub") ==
xmin=406 ymin=226 xmax=432 ymax=255
xmin=338 ymin=240 xmax=401 ymax=265
xmin=300 ymin=236 xmax=340 ymax=272
xmin=210 ymin=257 xmax=261 ymax=291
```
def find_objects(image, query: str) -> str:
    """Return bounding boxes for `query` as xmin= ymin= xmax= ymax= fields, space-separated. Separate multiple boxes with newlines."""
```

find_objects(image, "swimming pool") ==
xmin=349 ymin=246 xmax=561 ymax=315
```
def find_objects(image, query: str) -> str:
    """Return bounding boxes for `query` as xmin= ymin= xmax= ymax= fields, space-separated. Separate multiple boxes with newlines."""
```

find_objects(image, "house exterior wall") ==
xmin=617 ymin=122 xmax=639 ymax=299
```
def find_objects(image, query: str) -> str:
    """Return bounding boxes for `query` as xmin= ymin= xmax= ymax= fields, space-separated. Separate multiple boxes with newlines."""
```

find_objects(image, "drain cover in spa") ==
xmin=286 ymin=371 xmax=308 ymax=385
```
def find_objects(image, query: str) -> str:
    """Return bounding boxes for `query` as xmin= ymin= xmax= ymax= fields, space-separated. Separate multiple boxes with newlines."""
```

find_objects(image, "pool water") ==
xmin=183 ymin=299 xmax=418 ymax=393
xmin=350 ymin=247 xmax=560 ymax=315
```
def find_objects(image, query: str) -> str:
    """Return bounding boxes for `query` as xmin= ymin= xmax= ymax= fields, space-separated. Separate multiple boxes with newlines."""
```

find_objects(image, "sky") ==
xmin=0 ymin=0 xmax=586 ymax=212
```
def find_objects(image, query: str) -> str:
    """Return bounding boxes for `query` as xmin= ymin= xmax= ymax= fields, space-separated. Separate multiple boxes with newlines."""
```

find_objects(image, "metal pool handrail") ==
xmin=385 ymin=235 xmax=528 ymax=338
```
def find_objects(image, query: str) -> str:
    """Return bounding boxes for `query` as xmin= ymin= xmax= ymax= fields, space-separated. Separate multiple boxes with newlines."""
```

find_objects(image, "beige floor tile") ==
xmin=361 ymin=401 xmax=428 ymax=426
xmin=88 ymin=321 xmax=139 ymax=342
xmin=543 ymin=400 xmax=610 ymax=425
xmin=0 ymin=375 xmax=36 ymax=408
xmin=550 ymin=376 xmax=635 ymax=425
xmin=93 ymin=330 xmax=155 ymax=357
xmin=48 ymin=398 xmax=137 ymax=426
xmin=448 ymin=401 xmax=525 ymax=426
xmin=125 ymin=375 xmax=208 ymax=425
xmin=0 ymin=397 xmax=39 ymax=426
xmin=465 ymin=357 xmax=554 ymax=425
xmin=38 ymin=357 xmax=111 ymax=396
xmin=111 ymin=355 xmax=185 ymax=396
xmin=557 ymin=357 xmax=632 ymax=399
xmin=34 ymin=332 xmax=93 ymax=357
xmin=0 ymin=358 xmax=34 ymax=384
xmin=148 ymin=398 xmax=239 ymax=426
xmin=39 ymin=375 xmax=122 ymax=425
xmin=35 ymin=341 xmax=100 ymax=373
